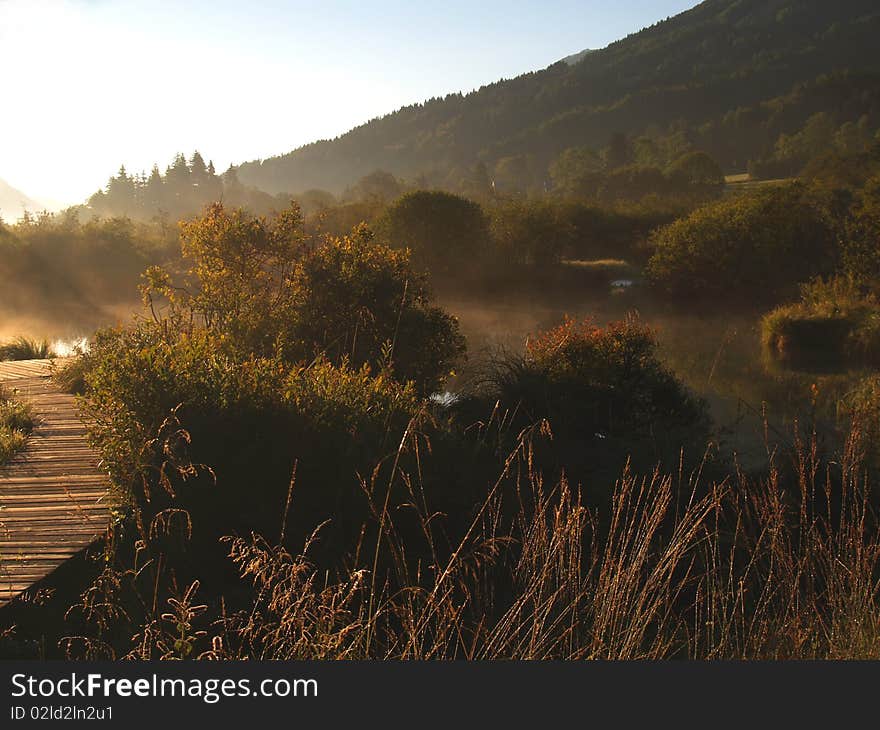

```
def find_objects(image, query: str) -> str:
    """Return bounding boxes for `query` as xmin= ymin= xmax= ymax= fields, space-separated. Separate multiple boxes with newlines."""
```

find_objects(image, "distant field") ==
xmin=561 ymin=258 xmax=632 ymax=273
xmin=724 ymin=173 xmax=793 ymax=193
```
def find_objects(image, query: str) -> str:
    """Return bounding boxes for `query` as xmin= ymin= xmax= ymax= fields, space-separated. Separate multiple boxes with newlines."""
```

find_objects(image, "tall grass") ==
xmin=762 ymin=277 xmax=880 ymax=371
xmin=0 ymin=384 xmax=35 ymax=465
xmin=57 ymin=411 xmax=880 ymax=660
xmin=0 ymin=336 xmax=55 ymax=361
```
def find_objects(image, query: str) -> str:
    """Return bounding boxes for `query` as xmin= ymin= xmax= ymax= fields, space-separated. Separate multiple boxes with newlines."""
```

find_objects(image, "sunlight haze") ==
xmin=3 ymin=0 xmax=880 ymax=675
xmin=0 ymin=0 xmax=697 ymax=206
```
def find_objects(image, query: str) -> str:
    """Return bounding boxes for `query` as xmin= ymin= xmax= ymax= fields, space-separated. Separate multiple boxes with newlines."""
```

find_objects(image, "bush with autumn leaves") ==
xmin=456 ymin=315 xmax=709 ymax=489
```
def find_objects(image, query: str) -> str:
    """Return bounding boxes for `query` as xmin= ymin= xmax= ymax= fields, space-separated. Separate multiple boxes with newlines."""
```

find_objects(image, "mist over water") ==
xmin=1 ymin=279 xmax=849 ymax=476
xmin=439 ymin=288 xmax=865 ymax=474
xmin=0 ymin=301 xmax=139 ymax=351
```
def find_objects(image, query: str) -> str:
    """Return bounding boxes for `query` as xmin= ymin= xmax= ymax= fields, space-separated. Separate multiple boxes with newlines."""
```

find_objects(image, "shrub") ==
xmin=458 ymin=315 xmax=708 ymax=486
xmin=665 ymin=151 xmax=725 ymax=189
xmin=77 ymin=322 xmax=421 ymax=554
xmin=646 ymin=184 xmax=838 ymax=302
xmin=286 ymin=224 xmax=465 ymax=395
xmin=841 ymin=173 xmax=880 ymax=289
xmin=377 ymin=191 xmax=491 ymax=277
xmin=65 ymin=202 xmax=467 ymax=587
xmin=144 ymin=204 xmax=464 ymax=395
xmin=488 ymin=199 xmax=573 ymax=268
xmin=524 ymin=315 xmax=706 ymax=436
xmin=600 ymin=164 xmax=668 ymax=201
xmin=53 ymin=356 xmax=88 ymax=395
xmin=762 ymin=277 xmax=880 ymax=371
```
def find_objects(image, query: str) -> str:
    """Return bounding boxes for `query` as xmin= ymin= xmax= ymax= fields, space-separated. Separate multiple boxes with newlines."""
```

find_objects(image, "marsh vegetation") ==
xmin=3 ymin=0 xmax=880 ymax=661
xmin=4 ymin=143 xmax=880 ymax=659
xmin=0 ymin=384 xmax=34 ymax=466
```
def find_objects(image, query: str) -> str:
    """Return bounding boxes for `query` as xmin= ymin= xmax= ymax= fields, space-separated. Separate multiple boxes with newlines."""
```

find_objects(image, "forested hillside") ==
xmin=234 ymin=0 xmax=880 ymax=195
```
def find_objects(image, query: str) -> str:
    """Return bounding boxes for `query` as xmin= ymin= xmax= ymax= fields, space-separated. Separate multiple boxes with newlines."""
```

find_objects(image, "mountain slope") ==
xmin=0 ymin=179 xmax=42 ymax=222
xmin=236 ymin=0 xmax=880 ymax=194
xmin=561 ymin=49 xmax=593 ymax=66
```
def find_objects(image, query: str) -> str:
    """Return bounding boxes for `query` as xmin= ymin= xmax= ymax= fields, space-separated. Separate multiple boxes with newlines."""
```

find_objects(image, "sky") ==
xmin=0 ymin=0 xmax=699 ymax=206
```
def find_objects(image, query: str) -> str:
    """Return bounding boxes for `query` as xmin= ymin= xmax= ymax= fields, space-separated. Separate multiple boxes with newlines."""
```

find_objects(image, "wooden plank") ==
xmin=0 ymin=359 xmax=111 ymax=604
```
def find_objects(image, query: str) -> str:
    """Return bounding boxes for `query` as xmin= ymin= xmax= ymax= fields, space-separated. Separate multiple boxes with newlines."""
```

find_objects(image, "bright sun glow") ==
xmin=1 ymin=0 xmax=361 ymax=205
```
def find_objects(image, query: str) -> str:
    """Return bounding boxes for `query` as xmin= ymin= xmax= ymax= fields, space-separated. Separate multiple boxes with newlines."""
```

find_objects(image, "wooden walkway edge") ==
xmin=0 ymin=359 xmax=111 ymax=605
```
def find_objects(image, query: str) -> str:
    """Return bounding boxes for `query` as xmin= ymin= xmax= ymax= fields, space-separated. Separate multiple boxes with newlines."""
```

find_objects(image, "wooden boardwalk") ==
xmin=0 ymin=359 xmax=110 ymax=605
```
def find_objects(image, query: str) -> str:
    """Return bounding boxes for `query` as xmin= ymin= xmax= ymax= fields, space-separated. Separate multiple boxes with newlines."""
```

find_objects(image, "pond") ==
xmin=439 ymin=287 xmax=865 ymax=473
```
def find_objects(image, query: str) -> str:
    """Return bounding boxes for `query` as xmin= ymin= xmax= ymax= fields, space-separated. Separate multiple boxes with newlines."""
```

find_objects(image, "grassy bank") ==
xmin=0 ymin=336 xmax=54 ymax=362
xmin=762 ymin=278 xmax=880 ymax=371
xmin=0 ymin=384 xmax=34 ymax=465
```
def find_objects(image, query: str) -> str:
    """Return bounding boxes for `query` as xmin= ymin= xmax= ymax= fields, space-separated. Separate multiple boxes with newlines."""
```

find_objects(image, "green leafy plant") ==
xmin=646 ymin=184 xmax=838 ymax=302
xmin=142 ymin=203 xmax=464 ymax=395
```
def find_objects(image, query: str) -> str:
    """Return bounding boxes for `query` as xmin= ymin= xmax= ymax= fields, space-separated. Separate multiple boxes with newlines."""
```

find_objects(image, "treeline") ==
xmin=744 ymin=75 xmax=880 ymax=178
xmin=83 ymin=152 xmax=298 ymax=222
xmin=12 ymin=135 xmax=880 ymax=329
xmin=374 ymin=192 xmax=684 ymax=283
xmin=0 ymin=187 xmax=674 ymax=323
xmin=82 ymin=71 xmax=880 ymax=212
xmin=65 ymin=143 xmax=728 ymax=298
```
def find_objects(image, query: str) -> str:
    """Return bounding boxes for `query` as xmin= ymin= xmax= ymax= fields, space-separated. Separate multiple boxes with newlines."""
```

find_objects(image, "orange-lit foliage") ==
xmin=526 ymin=315 xmax=660 ymax=387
